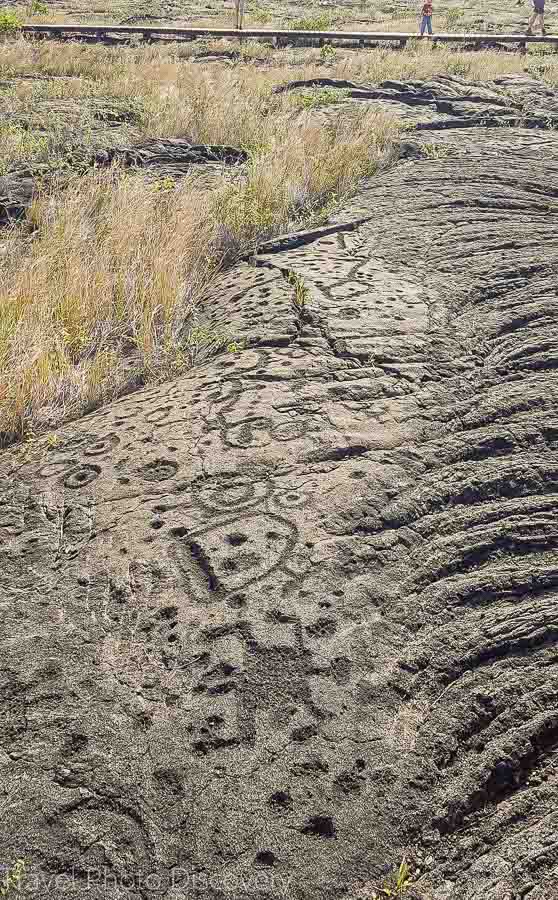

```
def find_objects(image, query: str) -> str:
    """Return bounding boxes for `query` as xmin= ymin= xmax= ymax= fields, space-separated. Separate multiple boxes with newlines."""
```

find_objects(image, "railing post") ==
xmin=399 ymin=37 xmax=407 ymax=48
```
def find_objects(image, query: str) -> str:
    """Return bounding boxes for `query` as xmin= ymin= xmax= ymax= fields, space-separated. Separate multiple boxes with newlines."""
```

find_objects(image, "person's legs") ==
xmin=532 ymin=9 xmax=544 ymax=31
xmin=527 ymin=6 xmax=545 ymax=31
xmin=420 ymin=15 xmax=432 ymax=34
xmin=526 ymin=9 xmax=536 ymax=31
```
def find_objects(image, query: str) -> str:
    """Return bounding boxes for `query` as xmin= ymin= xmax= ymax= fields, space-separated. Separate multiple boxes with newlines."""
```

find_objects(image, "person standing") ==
xmin=526 ymin=0 xmax=545 ymax=34
xmin=419 ymin=0 xmax=434 ymax=35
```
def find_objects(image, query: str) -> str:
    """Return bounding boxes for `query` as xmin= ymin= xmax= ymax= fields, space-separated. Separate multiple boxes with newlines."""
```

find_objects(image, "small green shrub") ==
xmin=290 ymin=13 xmax=336 ymax=30
xmin=0 ymin=124 xmax=50 ymax=174
xmin=447 ymin=58 xmax=472 ymax=76
xmin=445 ymin=7 xmax=464 ymax=27
xmin=0 ymin=860 xmax=26 ymax=897
xmin=286 ymin=270 xmax=310 ymax=307
xmin=0 ymin=9 xmax=22 ymax=33
xmin=238 ymin=39 xmax=275 ymax=60
xmin=29 ymin=0 xmax=49 ymax=14
xmin=292 ymin=87 xmax=350 ymax=109
xmin=371 ymin=860 xmax=413 ymax=899
xmin=154 ymin=175 xmax=177 ymax=192
xmin=320 ymin=43 xmax=337 ymax=62
xmin=185 ymin=326 xmax=243 ymax=363
xmin=419 ymin=141 xmax=452 ymax=159
xmin=250 ymin=4 xmax=272 ymax=23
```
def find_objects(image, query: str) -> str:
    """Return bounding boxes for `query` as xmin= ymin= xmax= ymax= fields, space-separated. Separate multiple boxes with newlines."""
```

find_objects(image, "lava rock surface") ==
xmin=2 ymin=75 xmax=558 ymax=900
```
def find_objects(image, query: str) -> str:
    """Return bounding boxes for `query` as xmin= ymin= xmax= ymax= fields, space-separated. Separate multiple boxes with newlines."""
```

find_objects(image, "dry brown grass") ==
xmin=328 ymin=42 xmax=533 ymax=81
xmin=0 ymin=173 xmax=215 ymax=436
xmin=0 ymin=34 xmax=550 ymax=87
xmin=0 ymin=36 xmax=545 ymax=100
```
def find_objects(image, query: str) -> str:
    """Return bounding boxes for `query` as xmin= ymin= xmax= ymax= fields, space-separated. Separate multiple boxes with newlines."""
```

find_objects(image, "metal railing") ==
xmin=19 ymin=23 xmax=558 ymax=49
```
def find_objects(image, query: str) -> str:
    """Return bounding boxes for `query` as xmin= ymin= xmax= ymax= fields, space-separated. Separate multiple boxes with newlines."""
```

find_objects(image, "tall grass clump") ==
xmin=0 ymin=173 xmax=218 ymax=441
xmin=214 ymin=107 xmax=397 ymax=249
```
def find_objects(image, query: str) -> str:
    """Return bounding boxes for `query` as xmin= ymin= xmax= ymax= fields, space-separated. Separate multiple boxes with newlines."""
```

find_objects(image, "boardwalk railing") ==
xmin=19 ymin=24 xmax=558 ymax=50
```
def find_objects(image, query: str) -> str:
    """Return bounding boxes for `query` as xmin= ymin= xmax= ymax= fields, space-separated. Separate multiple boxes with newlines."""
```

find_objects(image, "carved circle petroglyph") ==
xmin=63 ymin=463 xmax=102 ymax=489
xmin=84 ymin=433 xmax=121 ymax=456
xmin=140 ymin=458 xmax=179 ymax=481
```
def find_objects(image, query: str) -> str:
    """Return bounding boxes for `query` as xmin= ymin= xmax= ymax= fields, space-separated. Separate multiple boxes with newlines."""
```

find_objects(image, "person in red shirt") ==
xmin=419 ymin=0 xmax=433 ymax=34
